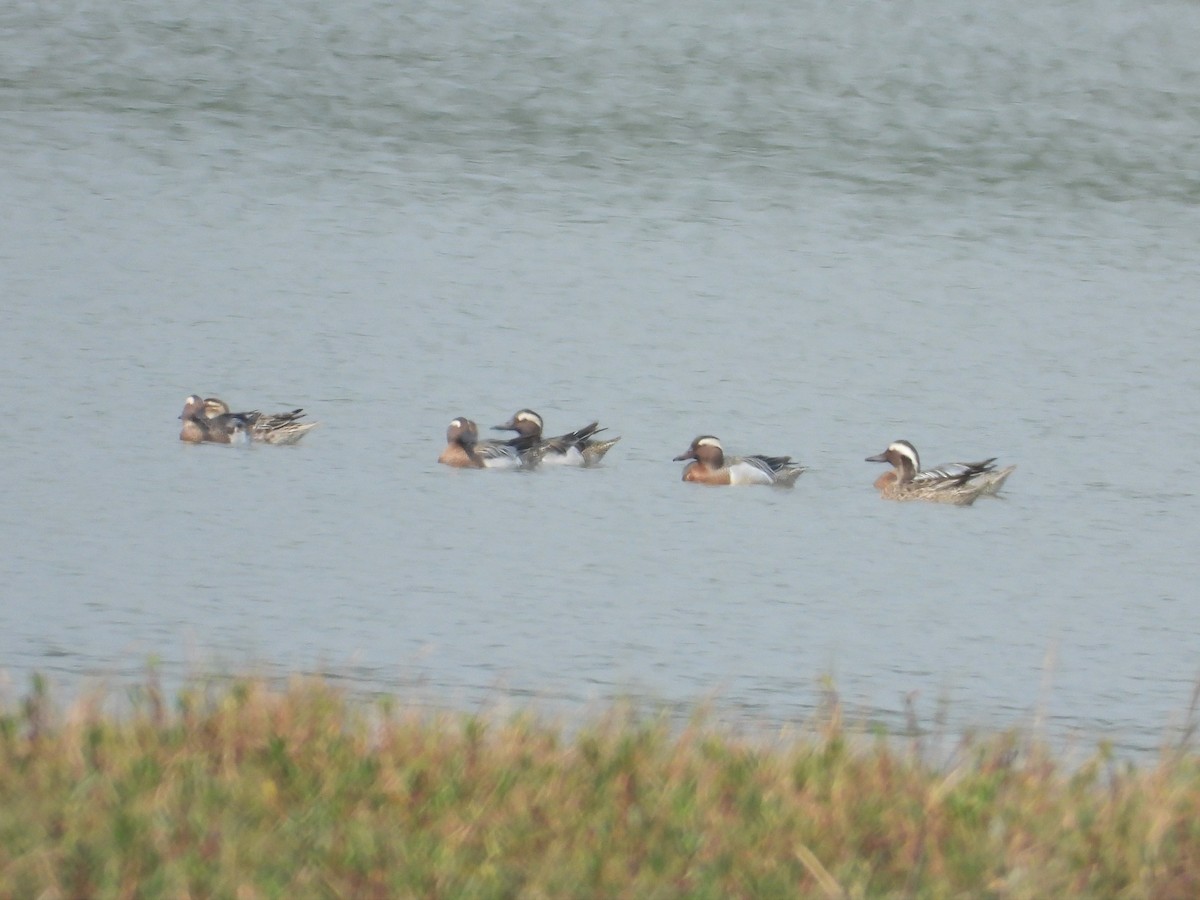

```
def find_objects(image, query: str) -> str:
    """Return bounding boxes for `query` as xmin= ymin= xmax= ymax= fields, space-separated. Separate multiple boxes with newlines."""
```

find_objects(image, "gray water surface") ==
xmin=3 ymin=0 xmax=1200 ymax=756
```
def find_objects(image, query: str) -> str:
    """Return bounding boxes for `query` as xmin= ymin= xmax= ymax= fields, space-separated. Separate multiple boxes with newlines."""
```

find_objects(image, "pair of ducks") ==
xmin=178 ymin=395 xmax=319 ymax=446
xmin=672 ymin=437 xmax=1014 ymax=504
xmin=673 ymin=436 xmax=1013 ymax=504
xmin=441 ymin=415 xmax=1014 ymax=505
xmin=438 ymin=409 xmax=621 ymax=469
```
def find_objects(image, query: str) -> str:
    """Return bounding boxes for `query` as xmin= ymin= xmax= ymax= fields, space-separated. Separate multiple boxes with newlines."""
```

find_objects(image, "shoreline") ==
xmin=3 ymin=673 xmax=1200 ymax=896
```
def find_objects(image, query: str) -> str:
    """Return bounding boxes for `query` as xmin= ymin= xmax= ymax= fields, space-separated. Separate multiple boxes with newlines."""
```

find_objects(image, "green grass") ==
xmin=3 ymin=674 xmax=1200 ymax=898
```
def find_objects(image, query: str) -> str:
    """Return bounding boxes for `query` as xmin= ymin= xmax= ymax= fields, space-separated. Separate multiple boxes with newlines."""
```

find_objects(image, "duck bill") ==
xmin=672 ymin=450 xmax=696 ymax=462
xmin=493 ymin=420 xmax=517 ymax=431
xmin=865 ymin=451 xmax=889 ymax=463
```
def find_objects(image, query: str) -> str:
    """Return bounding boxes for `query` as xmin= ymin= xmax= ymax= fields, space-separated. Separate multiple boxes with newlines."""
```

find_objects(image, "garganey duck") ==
xmin=178 ymin=395 xmax=251 ymax=445
xmin=202 ymin=397 xmax=318 ymax=445
xmin=438 ymin=417 xmax=542 ymax=469
xmin=674 ymin=435 xmax=806 ymax=487
xmin=493 ymin=409 xmax=620 ymax=466
xmin=866 ymin=440 xmax=1015 ymax=505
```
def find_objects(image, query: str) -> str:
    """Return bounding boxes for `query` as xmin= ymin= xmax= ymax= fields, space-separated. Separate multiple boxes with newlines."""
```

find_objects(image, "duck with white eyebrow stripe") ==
xmin=202 ymin=397 xmax=319 ymax=445
xmin=673 ymin=435 xmax=806 ymax=487
xmin=438 ymin=417 xmax=542 ymax=470
xmin=865 ymin=439 xmax=1015 ymax=505
xmin=493 ymin=408 xmax=621 ymax=466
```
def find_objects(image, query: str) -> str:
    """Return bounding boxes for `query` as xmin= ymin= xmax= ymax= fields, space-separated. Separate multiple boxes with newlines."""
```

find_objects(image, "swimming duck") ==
xmin=203 ymin=397 xmax=318 ymax=445
xmin=673 ymin=435 xmax=806 ymax=487
xmin=866 ymin=440 xmax=1015 ymax=506
xmin=438 ymin=417 xmax=542 ymax=469
xmin=493 ymin=409 xmax=621 ymax=466
xmin=179 ymin=395 xmax=252 ymax=445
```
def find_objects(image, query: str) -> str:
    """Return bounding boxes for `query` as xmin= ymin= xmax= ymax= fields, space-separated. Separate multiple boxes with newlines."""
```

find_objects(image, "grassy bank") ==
xmin=2 ymin=676 xmax=1199 ymax=898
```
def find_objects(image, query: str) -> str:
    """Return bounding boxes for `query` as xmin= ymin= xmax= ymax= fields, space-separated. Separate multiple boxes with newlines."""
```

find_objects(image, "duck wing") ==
xmin=913 ymin=458 xmax=997 ymax=488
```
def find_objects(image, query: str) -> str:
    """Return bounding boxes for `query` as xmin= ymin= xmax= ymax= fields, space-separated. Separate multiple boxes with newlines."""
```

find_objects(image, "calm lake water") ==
xmin=3 ymin=0 xmax=1199 ymax=757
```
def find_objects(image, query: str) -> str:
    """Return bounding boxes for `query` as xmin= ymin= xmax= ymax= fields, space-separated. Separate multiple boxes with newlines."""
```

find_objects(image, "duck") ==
xmin=865 ymin=440 xmax=1015 ymax=506
xmin=493 ymin=409 xmax=620 ymax=466
xmin=202 ymin=397 xmax=318 ymax=445
xmin=178 ymin=395 xmax=252 ymax=445
xmin=673 ymin=435 xmax=806 ymax=487
xmin=438 ymin=417 xmax=542 ymax=469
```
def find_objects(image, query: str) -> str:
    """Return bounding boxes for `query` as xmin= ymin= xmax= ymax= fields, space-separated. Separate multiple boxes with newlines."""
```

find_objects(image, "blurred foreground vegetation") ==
xmin=2 ymin=674 xmax=1200 ymax=898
